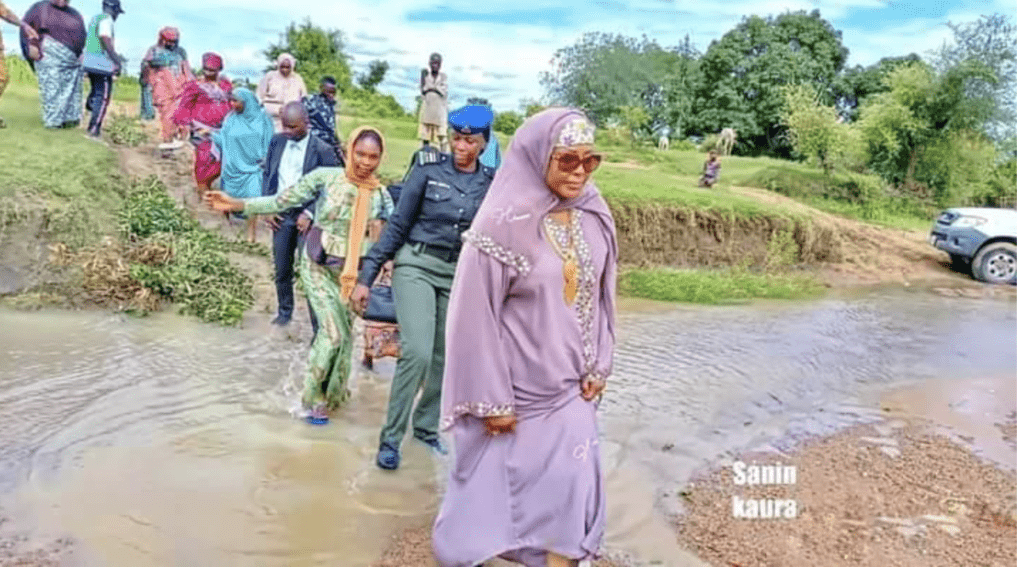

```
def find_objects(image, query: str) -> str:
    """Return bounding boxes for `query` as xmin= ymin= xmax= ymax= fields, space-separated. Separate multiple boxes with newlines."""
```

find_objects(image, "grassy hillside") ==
xmin=6 ymin=67 xmax=950 ymax=309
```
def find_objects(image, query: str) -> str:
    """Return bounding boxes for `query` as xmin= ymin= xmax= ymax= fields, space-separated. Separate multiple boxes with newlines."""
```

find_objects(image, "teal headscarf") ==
xmin=213 ymin=88 xmax=274 ymax=199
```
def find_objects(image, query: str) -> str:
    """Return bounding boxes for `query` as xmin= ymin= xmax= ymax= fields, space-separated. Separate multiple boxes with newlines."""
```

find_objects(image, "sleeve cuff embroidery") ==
xmin=440 ymin=401 xmax=515 ymax=431
xmin=462 ymin=230 xmax=532 ymax=275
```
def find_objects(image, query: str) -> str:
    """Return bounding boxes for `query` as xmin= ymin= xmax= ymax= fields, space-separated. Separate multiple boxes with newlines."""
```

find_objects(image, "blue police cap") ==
xmin=448 ymin=105 xmax=493 ymax=140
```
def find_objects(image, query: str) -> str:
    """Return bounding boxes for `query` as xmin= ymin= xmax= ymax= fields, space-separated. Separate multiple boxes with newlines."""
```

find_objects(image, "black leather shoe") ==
xmin=271 ymin=314 xmax=291 ymax=326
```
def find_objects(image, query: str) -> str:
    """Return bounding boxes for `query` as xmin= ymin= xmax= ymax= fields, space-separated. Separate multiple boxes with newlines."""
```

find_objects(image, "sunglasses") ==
xmin=552 ymin=152 xmax=602 ymax=174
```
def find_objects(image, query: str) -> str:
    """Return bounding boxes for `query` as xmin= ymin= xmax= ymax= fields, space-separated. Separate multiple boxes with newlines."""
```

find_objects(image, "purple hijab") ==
xmin=467 ymin=107 xmax=617 ymax=267
xmin=443 ymin=107 xmax=618 ymax=429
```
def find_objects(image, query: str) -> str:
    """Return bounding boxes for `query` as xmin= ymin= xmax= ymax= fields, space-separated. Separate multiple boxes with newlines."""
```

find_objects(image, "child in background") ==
xmin=699 ymin=150 xmax=721 ymax=188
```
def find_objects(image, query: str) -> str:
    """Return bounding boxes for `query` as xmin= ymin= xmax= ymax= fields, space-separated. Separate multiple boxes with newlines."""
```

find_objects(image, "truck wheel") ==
xmin=971 ymin=242 xmax=1016 ymax=285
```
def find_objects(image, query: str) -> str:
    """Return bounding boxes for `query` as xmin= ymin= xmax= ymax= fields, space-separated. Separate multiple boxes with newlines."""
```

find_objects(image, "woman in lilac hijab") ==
xmin=432 ymin=108 xmax=617 ymax=567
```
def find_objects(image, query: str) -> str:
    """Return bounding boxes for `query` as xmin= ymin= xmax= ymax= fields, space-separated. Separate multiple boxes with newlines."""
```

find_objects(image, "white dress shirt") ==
xmin=278 ymin=133 xmax=311 ymax=194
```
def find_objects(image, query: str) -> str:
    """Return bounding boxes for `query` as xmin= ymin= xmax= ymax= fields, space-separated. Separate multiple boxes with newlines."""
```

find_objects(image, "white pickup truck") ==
xmin=929 ymin=207 xmax=1017 ymax=284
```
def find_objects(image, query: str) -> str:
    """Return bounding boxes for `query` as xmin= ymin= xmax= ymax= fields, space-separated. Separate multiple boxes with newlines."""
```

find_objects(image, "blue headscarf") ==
xmin=480 ymin=134 xmax=501 ymax=169
xmin=214 ymin=88 xmax=274 ymax=199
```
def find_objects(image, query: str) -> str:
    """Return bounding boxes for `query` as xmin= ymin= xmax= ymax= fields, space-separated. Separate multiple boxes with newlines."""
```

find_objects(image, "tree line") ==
xmin=190 ymin=13 xmax=1015 ymax=210
xmin=537 ymin=10 xmax=1016 ymax=208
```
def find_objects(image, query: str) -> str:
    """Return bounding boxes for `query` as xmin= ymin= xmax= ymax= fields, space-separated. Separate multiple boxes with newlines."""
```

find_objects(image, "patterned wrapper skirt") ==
xmin=36 ymin=37 xmax=83 ymax=128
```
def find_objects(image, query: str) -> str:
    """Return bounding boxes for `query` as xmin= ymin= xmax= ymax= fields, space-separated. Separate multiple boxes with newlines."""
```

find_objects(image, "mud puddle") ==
xmin=0 ymin=286 xmax=1014 ymax=566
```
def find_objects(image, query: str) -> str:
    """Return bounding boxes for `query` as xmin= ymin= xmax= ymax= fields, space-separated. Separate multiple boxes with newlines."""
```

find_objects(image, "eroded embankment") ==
xmin=608 ymin=192 xmax=964 ymax=289
xmin=1 ymin=120 xmax=962 ymax=315
xmin=610 ymin=202 xmax=842 ymax=268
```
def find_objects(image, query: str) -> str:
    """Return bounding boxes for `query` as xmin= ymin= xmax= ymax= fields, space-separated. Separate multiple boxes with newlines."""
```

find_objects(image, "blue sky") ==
xmin=1 ymin=0 xmax=1015 ymax=113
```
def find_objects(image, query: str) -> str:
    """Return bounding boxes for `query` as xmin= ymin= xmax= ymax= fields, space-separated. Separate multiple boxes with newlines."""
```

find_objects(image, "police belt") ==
xmin=410 ymin=240 xmax=461 ymax=263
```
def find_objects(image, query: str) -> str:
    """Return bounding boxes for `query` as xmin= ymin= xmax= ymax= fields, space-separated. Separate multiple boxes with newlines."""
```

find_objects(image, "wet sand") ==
xmin=675 ymin=416 xmax=1016 ymax=567
xmin=373 ymin=376 xmax=1017 ymax=566
xmin=371 ymin=414 xmax=1016 ymax=567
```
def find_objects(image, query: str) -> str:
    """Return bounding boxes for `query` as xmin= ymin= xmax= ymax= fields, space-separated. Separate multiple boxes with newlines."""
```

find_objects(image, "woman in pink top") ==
xmin=257 ymin=52 xmax=307 ymax=132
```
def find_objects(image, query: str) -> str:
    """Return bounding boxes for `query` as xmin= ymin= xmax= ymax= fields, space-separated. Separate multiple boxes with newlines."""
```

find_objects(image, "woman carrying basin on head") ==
xmin=432 ymin=108 xmax=618 ymax=567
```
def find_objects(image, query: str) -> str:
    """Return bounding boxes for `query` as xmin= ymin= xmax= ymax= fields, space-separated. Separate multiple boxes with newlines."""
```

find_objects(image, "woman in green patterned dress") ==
xmin=205 ymin=126 xmax=394 ymax=423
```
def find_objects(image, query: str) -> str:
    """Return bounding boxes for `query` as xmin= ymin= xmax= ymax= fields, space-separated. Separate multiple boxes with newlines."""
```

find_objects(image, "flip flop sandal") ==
xmin=305 ymin=404 xmax=329 ymax=425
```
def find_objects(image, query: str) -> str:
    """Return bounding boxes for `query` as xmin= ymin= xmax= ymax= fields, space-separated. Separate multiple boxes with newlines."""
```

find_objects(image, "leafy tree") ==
xmin=493 ymin=111 xmax=523 ymax=136
xmin=693 ymin=10 xmax=849 ymax=156
xmin=858 ymin=60 xmax=998 ymax=205
xmin=781 ymin=84 xmax=842 ymax=172
xmin=836 ymin=54 xmax=922 ymax=122
xmin=931 ymin=14 xmax=1016 ymax=143
xmin=264 ymin=19 xmax=352 ymax=93
xmin=979 ymin=156 xmax=1016 ymax=208
xmin=521 ymin=100 xmax=546 ymax=118
xmin=541 ymin=33 xmax=680 ymax=126
xmin=660 ymin=46 xmax=703 ymax=139
xmin=616 ymin=105 xmax=651 ymax=147
xmin=357 ymin=59 xmax=389 ymax=92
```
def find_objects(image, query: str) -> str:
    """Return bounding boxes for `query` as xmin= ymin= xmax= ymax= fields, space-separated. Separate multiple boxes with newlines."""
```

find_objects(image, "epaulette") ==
xmin=480 ymin=165 xmax=496 ymax=178
xmin=416 ymin=147 xmax=444 ymax=166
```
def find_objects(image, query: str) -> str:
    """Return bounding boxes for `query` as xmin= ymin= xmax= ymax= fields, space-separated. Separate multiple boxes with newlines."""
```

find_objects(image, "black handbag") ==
xmin=305 ymin=226 xmax=343 ymax=269
xmin=363 ymin=284 xmax=397 ymax=323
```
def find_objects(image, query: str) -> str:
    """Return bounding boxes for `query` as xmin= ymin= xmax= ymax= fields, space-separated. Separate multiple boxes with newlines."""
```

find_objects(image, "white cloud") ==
xmin=1 ymin=0 xmax=1014 ymax=113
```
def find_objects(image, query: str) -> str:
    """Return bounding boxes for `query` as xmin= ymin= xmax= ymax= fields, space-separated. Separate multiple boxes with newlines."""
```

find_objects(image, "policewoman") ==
xmin=351 ymin=105 xmax=496 ymax=470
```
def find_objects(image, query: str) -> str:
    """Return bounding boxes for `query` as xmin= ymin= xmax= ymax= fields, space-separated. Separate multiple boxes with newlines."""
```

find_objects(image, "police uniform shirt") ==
xmin=358 ymin=151 xmax=494 ymax=287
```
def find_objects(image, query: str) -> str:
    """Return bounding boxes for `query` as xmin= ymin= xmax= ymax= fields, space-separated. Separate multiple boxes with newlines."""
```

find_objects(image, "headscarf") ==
xmin=276 ymin=52 xmax=297 ymax=70
xmin=215 ymin=88 xmax=274 ymax=198
xmin=339 ymin=125 xmax=386 ymax=299
xmin=464 ymin=106 xmax=618 ymax=337
xmin=201 ymin=52 xmax=223 ymax=71
xmin=226 ymin=88 xmax=271 ymax=130
xmin=159 ymin=26 xmax=179 ymax=42
xmin=468 ymin=108 xmax=614 ymax=262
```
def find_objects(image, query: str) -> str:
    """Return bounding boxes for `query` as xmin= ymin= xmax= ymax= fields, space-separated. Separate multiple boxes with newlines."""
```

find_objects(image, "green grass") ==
xmin=598 ymin=141 xmax=935 ymax=232
xmin=620 ymin=266 xmax=826 ymax=304
xmin=1 ymin=78 xmax=253 ymax=324
xmin=0 ymin=82 xmax=125 ymax=248
xmin=1 ymin=68 xmax=915 ymax=307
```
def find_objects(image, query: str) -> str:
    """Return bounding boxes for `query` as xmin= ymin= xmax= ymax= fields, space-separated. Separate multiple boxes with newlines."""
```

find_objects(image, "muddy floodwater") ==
xmin=0 ymin=285 xmax=1015 ymax=566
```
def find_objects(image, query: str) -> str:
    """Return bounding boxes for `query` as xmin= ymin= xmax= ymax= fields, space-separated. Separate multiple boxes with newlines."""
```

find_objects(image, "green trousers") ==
xmin=379 ymin=243 xmax=456 ymax=448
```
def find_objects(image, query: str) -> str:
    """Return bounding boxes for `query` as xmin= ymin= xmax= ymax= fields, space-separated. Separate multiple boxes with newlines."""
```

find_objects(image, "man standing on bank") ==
xmin=263 ymin=102 xmax=342 ymax=329
xmin=81 ymin=0 xmax=125 ymax=140
xmin=417 ymin=53 xmax=448 ymax=152
xmin=350 ymin=105 xmax=495 ymax=470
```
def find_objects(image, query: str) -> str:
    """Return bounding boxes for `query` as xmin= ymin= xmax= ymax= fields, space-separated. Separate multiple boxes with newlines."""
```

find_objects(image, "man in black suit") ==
xmin=263 ymin=102 xmax=342 ymax=329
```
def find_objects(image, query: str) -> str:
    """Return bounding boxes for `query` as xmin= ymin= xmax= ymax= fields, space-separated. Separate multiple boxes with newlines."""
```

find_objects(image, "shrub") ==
xmin=116 ymin=176 xmax=255 ymax=325
xmin=978 ymin=158 xmax=1017 ymax=208
xmin=105 ymin=113 xmax=148 ymax=147
xmin=915 ymin=131 xmax=998 ymax=208
xmin=698 ymin=133 xmax=720 ymax=153
xmin=6 ymin=55 xmax=35 ymax=85
xmin=672 ymin=139 xmax=697 ymax=152
xmin=493 ymin=111 xmax=523 ymax=136
xmin=339 ymin=89 xmax=408 ymax=119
